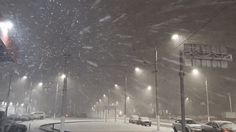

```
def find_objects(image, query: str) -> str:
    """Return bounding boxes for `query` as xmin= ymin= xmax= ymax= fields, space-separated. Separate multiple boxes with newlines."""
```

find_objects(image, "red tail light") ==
xmin=223 ymin=129 xmax=231 ymax=132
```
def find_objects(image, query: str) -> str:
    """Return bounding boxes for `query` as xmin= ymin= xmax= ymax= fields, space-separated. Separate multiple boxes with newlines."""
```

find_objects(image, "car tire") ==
xmin=173 ymin=127 xmax=177 ymax=132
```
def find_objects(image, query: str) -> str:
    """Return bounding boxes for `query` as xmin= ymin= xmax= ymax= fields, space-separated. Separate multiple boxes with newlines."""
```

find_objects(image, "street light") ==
xmin=114 ymin=84 xmax=119 ymax=89
xmin=38 ymin=82 xmax=43 ymax=87
xmin=54 ymin=73 xmax=66 ymax=118
xmin=147 ymin=85 xmax=152 ymax=91
xmin=135 ymin=67 xmax=142 ymax=74
xmin=126 ymin=96 xmax=130 ymax=101
xmin=192 ymin=68 xmax=199 ymax=76
xmin=171 ymin=34 xmax=179 ymax=41
xmin=22 ymin=76 xmax=27 ymax=80
xmin=191 ymin=68 xmax=210 ymax=122
xmin=103 ymin=94 xmax=106 ymax=98
xmin=61 ymin=74 xmax=66 ymax=79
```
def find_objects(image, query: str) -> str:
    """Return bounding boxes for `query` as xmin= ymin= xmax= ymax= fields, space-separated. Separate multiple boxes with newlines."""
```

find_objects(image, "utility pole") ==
xmin=2 ymin=73 xmax=13 ymax=132
xmin=115 ymin=105 xmax=117 ymax=122
xmin=107 ymin=89 xmax=110 ymax=120
xmin=124 ymin=76 xmax=127 ymax=123
xmin=205 ymin=79 xmax=210 ymax=122
xmin=5 ymin=74 xmax=12 ymax=118
xmin=228 ymin=93 xmax=233 ymax=112
xmin=60 ymin=54 xmax=70 ymax=132
xmin=154 ymin=48 xmax=160 ymax=131
xmin=179 ymin=51 xmax=186 ymax=132
xmin=28 ymin=82 xmax=33 ymax=113
xmin=54 ymin=76 xmax=59 ymax=118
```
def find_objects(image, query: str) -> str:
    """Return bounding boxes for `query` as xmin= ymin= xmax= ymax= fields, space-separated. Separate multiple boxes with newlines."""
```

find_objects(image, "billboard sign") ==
xmin=184 ymin=44 xmax=232 ymax=68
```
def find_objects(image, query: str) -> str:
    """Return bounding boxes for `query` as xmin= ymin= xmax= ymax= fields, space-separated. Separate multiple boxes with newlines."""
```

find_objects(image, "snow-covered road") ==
xmin=54 ymin=120 xmax=173 ymax=132
xmin=19 ymin=118 xmax=173 ymax=132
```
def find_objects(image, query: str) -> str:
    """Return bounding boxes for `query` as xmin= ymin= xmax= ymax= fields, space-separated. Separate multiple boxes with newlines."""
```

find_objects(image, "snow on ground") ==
xmin=18 ymin=118 xmax=173 ymax=132
xmin=54 ymin=119 xmax=173 ymax=132
xmin=20 ymin=118 xmax=58 ymax=132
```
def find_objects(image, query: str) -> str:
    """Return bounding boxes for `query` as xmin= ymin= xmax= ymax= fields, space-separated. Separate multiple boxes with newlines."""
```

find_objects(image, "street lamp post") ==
xmin=54 ymin=76 xmax=59 ymax=119
xmin=54 ymin=74 xmax=66 ymax=118
xmin=154 ymin=48 xmax=160 ymax=131
xmin=192 ymin=69 xmax=210 ymax=122
xmin=124 ymin=76 xmax=127 ymax=123
xmin=179 ymin=51 xmax=186 ymax=132
xmin=60 ymin=54 xmax=70 ymax=132
xmin=205 ymin=79 xmax=210 ymax=122
xmin=228 ymin=93 xmax=233 ymax=112
xmin=107 ymin=89 xmax=111 ymax=120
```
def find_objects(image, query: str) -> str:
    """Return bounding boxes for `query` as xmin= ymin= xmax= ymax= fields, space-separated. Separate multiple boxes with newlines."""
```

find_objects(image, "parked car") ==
xmin=7 ymin=114 xmax=21 ymax=121
xmin=31 ymin=112 xmax=46 ymax=119
xmin=8 ymin=114 xmax=31 ymax=122
xmin=19 ymin=114 xmax=31 ymax=121
xmin=4 ymin=121 xmax=27 ymax=132
xmin=129 ymin=115 xmax=139 ymax=124
xmin=172 ymin=118 xmax=202 ymax=132
xmin=1 ymin=111 xmax=27 ymax=132
xmin=137 ymin=117 xmax=152 ymax=126
xmin=202 ymin=121 xmax=236 ymax=132
xmin=29 ymin=114 xmax=38 ymax=120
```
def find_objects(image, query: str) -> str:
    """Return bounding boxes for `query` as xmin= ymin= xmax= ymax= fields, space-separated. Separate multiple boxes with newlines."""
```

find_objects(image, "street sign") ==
xmin=184 ymin=44 xmax=233 ymax=68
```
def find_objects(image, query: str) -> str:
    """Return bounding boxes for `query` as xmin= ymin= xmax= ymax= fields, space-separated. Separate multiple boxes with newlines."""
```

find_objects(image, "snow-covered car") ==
xmin=129 ymin=115 xmax=139 ymax=124
xmin=137 ymin=117 xmax=152 ymax=126
xmin=202 ymin=121 xmax=236 ymax=132
xmin=7 ymin=114 xmax=21 ymax=121
xmin=31 ymin=112 xmax=46 ymax=119
xmin=173 ymin=118 xmax=202 ymax=132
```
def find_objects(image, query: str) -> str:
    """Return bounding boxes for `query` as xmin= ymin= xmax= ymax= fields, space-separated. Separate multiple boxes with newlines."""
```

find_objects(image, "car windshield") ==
xmin=141 ymin=117 xmax=149 ymax=120
xmin=0 ymin=1 xmax=235 ymax=132
xmin=131 ymin=116 xmax=138 ymax=119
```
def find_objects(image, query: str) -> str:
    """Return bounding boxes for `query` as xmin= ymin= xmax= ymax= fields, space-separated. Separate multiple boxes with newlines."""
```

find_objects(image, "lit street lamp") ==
xmin=38 ymin=82 xmax=43 ymax=87
xmin=54 ymin=73 xmax=66 ymax=118
xmin=171 ymin=34 xmax=179 ymax=41
xmin=22 ymin=76 xmax=27 ymax=81
xmin=147 ymin=85 xmax=152 ymax=91
xmin=114 ymin=84 xmax=119 ymax=89
xmin=192 ymin=69 xmax=199 ymax=76
xmin=126 ymin=96 xmax=130 ymax=101
xmin=191 ymin=68 xmax=210 ymax=122
xmin=135 ymin=67 xmax=142 ymax=74
xmin=103 ymin=94 xmax=106 ymax=98
xmin=61 ymin=74 xmax=66 ymax=79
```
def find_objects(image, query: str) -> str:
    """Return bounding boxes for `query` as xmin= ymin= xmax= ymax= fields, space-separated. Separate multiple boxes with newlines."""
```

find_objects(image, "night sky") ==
xmin=0 ymin=0 xmax=236 ymax=116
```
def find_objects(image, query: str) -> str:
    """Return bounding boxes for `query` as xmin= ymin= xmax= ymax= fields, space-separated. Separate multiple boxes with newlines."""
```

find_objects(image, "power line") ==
xmin=172 ymin=3 xmax=233 ymax=51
